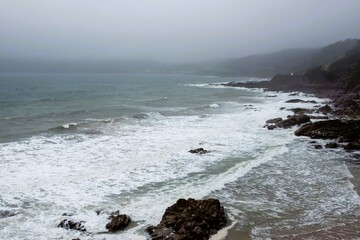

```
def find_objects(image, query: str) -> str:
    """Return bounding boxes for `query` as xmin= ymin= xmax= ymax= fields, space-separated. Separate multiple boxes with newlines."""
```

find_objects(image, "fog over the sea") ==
xmin=1 ymin=0 xmax=360 ymax=63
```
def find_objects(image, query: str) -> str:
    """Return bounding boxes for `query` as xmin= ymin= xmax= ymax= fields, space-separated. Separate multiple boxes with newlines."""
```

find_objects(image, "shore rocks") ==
xmin=147 ymin=198 xmax=227 ymax=240
xmin=325 ymin=142 xmax=339 ymax=149
xmin=295 ymin=120 xmax=360 ymax=142
xmin=57 ymin=219 xmax=86 ymax=232
xmin=344 ymin=141 xmax=360 ymax=150
xmin=106 ymin=211 xmax=131 ymax=232
xmin=314 ymin=144 xmax=323 ymax=149
xmin=275 ymin=114 xmax=311 ymax=128
xmin=317 ymin=104 xmax=332 ymax=114
xmin=266 ymin=117 xmax=282 ymax=124
xmin=189 ymin=148 xmax=208 ymax=154
xmin=290 ymin=108 xmax=313 ymax=114
xmin=286 ymin=99 xmax=307 ymax=103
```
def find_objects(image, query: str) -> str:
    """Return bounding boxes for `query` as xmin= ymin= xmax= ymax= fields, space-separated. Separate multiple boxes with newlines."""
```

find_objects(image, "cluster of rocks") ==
xmin=57 ymin=210 xmax=131 ymax=233
xmin=147 ymin=198 xmax=227 ymax=240
xmin=265 ymin=98 xmax=360 ymax=151
xmin=296 ymin=119 xmax=360 ymax=150
xmin=265 ymin=114 xmax=311 ymax=130
xmin=58 ymin=198 xmax=227 ymax=240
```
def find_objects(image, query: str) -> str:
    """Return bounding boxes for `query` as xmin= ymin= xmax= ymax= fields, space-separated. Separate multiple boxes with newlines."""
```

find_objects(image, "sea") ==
xmin=0 ymin=72 xmax=359 ymax=240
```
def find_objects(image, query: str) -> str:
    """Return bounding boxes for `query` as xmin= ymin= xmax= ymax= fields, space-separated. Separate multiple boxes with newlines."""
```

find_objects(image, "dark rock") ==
xmin=289 ymin=93 xmax=299 ymax=96
xmin=57 ymin=219 xmax=86 ymax=232
xmin=266 ymin=117 xmax=283 ymax=124
xmin=276 ymin=114 xmax=311 ymax=128
xmin=325 ymin=142 xmax=339 ymax=148
xmin=344 ymin=142 xmax=360 ymax=150
xmin=295 ymin=120 xmax=360 ymax=142
xmin=266 ymin=94 xmax=277 ymax=97
xmin=106 ymin=211 xmax=131 ymax=232
xmin=309 ymin=141 xmax=317 ymax=144
xmin=314 ymin=144 xmax=323 ymax=149
xmin=267 ymin=124 xmax=277 ymax=130
xmin=309 ymin=115 xmax=329 ymax=120
xmin=290 ymin=108 xmax=313 ymax=114
xmin=280 ymin=107 xmax=286 ymax=110
xmin=317 ymin=104 xmax=332 ymax=114
xmin=307 ymin=100 xmax=317 ymax=104
xmin=62 ymin=213 xmax=74 ymax=217
xmin=147 ymin=198 xmax=227 ymax=240
xmin=286 ymin=99 xmax=307 ymax=103
xmin=189 ymin=148 xmax=208 ymax=154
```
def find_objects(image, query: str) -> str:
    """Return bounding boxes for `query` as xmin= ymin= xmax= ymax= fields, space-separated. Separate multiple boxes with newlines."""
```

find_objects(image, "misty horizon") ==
xmin=1 ymin=0 xmax=360 ymax=63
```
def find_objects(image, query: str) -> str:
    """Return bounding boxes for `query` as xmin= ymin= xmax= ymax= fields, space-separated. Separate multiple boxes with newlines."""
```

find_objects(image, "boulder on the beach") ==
xmin=189 ymin=148 xmax=208 ymax=154
xmin=57 ymin=219 xmax=86 ymax=232
xmin=317 ymin=104 xmax=332 ymax=114
xmin=295 ymin=120 xmax=360 ymax=142
xmin=106 ymin=211 xmax=131 ymax=232
xmin=275 ymin=114 xmax=311 ymax=128
xmin=146 ymin=198 xmax=227 ymax=240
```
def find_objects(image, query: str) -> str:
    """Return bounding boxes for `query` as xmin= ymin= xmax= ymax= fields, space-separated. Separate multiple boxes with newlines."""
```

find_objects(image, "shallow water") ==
xmin=0 ymin=73 xmax=359 ymax=239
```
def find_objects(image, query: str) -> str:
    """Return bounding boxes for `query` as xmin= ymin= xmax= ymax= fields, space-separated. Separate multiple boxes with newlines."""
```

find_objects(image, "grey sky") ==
xmin=1 ymin=0 xmax=360 ymax=62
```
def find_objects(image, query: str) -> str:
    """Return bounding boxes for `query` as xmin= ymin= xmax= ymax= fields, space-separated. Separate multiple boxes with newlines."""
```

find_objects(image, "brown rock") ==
xmin=147 ymin=198 xmax=227 ymax=240
xmin=106 ymin=211 xmax=131 ymax=232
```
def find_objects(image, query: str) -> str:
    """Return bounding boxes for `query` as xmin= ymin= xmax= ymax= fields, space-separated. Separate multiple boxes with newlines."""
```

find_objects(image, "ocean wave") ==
xmin=132 ymin=112 xmax=164 ymax=120
xmin=203 ymin=103 xmax=220 ymax=109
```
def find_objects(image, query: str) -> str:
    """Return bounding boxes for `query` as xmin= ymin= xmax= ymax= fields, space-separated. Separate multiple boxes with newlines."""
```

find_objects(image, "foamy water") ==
xmin=0 ymin=73 xmax=359 ymax=239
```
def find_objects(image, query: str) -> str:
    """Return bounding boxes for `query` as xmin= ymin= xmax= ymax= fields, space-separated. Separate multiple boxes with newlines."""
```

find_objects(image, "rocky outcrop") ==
xmin=106 ymin=211 xmax=131 ymax=232
xmin=295 ymin=120 xmax=360 ymax=142
xmin=266 ymin=117 xmax=283 ymax=124
xmin=147 ymin=198 xmax=227 ymax=240
xmin=285 ymin=99 xmax=307 ymax=103
xmin=317 ymin=104 xmax=332 ymax=114
xmin=275 ymin=114 xmax=311 ymax=129
xmin=290 ymin=108 xmax=313 ymax=114
xmin=57 ymin=219 xmax=86 ymax=232
xmin=325 ymin=142 xmax=339 ymax=148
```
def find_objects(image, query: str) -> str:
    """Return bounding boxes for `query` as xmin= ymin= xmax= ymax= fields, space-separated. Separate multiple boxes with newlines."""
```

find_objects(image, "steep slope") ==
xmin=217 ymin=39 xmax=358 ymax=77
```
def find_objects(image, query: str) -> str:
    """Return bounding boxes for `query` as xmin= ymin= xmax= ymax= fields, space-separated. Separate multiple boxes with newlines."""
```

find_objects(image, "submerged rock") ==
xmin=0 ymin=210 xmax=17 ymax=218
xmin=314 ymin=144 xmax=323 ymax=149
xmin=106 ymin=211 xmax=131 ymax=232
xmin=57 ymin=219 xmax=86 ymax=232
xmin=189 ymin=148 xmax=208 ymax=154
xmin=147 ymin=198 xmax=227 ymax=240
